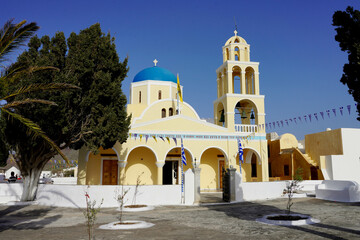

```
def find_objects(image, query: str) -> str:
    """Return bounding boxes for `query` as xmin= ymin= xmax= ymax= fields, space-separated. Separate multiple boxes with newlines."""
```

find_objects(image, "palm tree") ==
xmin=0 ymin=19 xmax=76 ymax=200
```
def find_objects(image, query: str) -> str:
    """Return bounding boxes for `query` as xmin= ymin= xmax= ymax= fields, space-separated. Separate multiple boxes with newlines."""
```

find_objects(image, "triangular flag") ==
xmin=308 ymin=114 xmax=312 ymax=122
xmin=314 ymin=113 xmax=318 ymax=121
xmin=145 ymin=135 xmax=149 ymax=143
xmin=320 ymin=112 xmax=324 ymax=120
xmin=166 ymin=137 xmax=170 ymax=144
xmin=332 ymin=108 xmax=337 ymax=117
xmin=339 ymin=106 xmax=344 ymax=116
xmin=160 ymin=136 xmax=165 ymax=142
xmin=326 ymin=110 xmax=331 ymax=118
xmin=347 ymin=105 xmax=351 ymax=115
xmin=153 ymin=136 xmax=157 ymax=142
xmin=173 ymin=138 xmax=177 ymax=145
xmin=140 ymin=134 xmax=143 ymax=141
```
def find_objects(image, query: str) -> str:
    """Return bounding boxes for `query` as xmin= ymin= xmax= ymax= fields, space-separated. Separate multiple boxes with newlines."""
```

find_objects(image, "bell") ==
xmin=250 ymin=111 xmax=255 ymax=120
xmin=219 ymin=110 xmax=225 ymax=123
xmin=241 ymin=110 xmax=247 ymax=119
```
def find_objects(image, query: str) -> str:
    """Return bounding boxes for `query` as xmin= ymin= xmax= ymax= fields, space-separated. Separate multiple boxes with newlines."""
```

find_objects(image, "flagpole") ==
xmin=177 ymin=73 xmax=180 ymax=115
xmin=181 ymin=153 xmax=184 ymax=204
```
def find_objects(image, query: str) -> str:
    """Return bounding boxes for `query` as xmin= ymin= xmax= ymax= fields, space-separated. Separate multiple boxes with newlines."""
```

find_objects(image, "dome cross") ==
xmin=153 ymin=59 xmax=158 ymax=66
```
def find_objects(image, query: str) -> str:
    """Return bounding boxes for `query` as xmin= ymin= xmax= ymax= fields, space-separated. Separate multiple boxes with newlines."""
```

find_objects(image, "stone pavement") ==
xmin=0 ymin=197 xmax=360 ymax=240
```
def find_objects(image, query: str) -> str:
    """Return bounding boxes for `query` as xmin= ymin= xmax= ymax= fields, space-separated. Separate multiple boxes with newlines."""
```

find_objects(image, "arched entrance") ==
xmin=237 ymin=148 xmax=262 ymax=182
xmin=164 ymin=147 xmax=193 ymax=185
xmin=199 ymin=147 xmax=227 ymax=190
xmin=125 ymin=146 xmax=157 ymax=185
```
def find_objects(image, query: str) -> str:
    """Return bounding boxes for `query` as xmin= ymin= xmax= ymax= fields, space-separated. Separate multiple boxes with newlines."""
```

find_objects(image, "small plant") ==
xmin=115 ymin=174 xmax=129 ymax=223
xmin=284 ymin=168 xmax=303 ymax=215
xmin=84 ymin=188 xmax=103 ymax=240
xmin=131 ymin=172 xmax=144 ymax=206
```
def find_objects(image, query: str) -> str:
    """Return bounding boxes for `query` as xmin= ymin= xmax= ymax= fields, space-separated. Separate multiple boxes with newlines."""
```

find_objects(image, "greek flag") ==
xmin=181 ymin=138 xmax=187 ymax=166
xmin=238 ymin=139 xmax=244 ymax=173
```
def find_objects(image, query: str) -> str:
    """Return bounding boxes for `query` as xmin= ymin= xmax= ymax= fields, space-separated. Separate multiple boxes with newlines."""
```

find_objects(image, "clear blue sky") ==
xmin=3 ymin=0 xmax=360 ymax=140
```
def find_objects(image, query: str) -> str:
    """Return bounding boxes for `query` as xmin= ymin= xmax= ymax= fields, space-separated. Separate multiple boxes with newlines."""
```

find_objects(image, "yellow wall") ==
xmin=200 ymin=148 xmax=223 ymax=189
xmin=305 ymin=129 xmax=343 ymax=164
xmin=125 ymin=147 xmax=157 ymax=185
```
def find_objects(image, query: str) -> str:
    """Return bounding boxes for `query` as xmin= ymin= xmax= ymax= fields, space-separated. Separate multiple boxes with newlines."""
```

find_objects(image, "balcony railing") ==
xmin=234 ymin=124 xmax=257 ymax=133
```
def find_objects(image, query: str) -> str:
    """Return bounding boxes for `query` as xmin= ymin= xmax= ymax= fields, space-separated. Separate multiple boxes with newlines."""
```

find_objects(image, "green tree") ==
xmin=2 ymin=23 xmax=130 ymax=201
xmin=0 ymin=19 xmax=73 ymax=168
xmin=333 ymin=6 xmax=360 ymax=120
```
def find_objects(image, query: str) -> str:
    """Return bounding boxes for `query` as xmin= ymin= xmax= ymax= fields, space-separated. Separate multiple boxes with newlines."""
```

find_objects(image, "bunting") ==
xmin=264 ymin=104 xmax=355 ymax=130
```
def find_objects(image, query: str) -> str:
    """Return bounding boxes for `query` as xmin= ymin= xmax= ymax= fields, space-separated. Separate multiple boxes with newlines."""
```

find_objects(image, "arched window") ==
xmin=161 ymin=108 xmax=166 ymax=118
xmin=234 ymin=47 xmax=240 ymax=61
xmin=169 ymin=108 xmax=173 ymax=116
xmin=139 ymin=91 xmax=142 ymax=103
xmin=158 ymin=90 xmax=162 ymax=100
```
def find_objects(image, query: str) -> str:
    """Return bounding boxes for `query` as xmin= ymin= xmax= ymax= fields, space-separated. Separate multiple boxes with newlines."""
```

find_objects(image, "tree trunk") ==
xmin=20 ymin=167 xmax=43 ymax=201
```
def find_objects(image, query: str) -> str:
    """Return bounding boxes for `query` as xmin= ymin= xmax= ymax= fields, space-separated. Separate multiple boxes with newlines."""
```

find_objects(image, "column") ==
xmin=241 ymin=71 xmax=246 ymax=94
xmin=228 ymin=168 xmax=237 ymax=202
xmin=254 ymin=72 xmax=260 ymax=95
xmin=227 ymin=70 xmax=233 ymax=94
xmin=221 ymin=74 xmax=225 ymax=95
xmin=156 ymin=161 xmax=165 ymax=185
xmin=193 ymin=166 xmax=201 ymax=204
xmin=118 ymin=160 xmax=127 ymax=184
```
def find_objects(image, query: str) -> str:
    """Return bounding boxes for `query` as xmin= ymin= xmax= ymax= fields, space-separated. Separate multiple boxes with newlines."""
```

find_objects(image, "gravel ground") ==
xmin=0 ymin=197 xmax=360 ymax=240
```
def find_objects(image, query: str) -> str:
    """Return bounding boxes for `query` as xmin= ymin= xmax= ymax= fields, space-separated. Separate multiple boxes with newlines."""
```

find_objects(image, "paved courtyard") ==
xmin=0 ymin=197 xmax=359 ymax=240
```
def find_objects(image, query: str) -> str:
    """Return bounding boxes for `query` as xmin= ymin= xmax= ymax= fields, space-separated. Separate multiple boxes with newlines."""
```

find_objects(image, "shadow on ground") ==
xmin=0 ymin=205 xmax=62 ymax=232
xmin=203 ymin=197 xmax=360 ymax=240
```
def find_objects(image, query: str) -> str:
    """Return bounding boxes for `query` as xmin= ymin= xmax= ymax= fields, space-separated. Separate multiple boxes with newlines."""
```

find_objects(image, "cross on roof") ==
xmin=153 ymin=59 xmax=158 ymax=66
xmin=234 ymin=30 xmax=238 ymax=36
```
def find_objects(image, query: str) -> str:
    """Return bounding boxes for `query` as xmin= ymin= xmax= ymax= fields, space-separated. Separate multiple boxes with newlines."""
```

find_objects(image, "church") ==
xmin=77 ymin=30 xmax=269 ymax=190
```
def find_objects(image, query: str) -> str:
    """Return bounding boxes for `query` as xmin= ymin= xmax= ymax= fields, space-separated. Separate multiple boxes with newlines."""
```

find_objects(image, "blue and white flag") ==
xmin=238 ymin=138 xmax=244 ymax=173
xmin=181 ymin=138 xmax=187 ymax=166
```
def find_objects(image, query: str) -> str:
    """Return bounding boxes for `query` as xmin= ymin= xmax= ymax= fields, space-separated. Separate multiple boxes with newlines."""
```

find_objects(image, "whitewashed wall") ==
xmin=52 ymin=177 xmax=77 ymax=185
xmin=235 ymin=172 xmax=287 ymax=201
xmin=0 ymin=183 xmax=183 ymax=208
xmin=338 ymin=129 xmax=360 ymax=184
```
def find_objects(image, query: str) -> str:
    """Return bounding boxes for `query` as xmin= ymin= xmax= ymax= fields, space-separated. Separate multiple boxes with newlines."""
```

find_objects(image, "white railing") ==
xmin=234 ymin=124 xmax=257 ymax=133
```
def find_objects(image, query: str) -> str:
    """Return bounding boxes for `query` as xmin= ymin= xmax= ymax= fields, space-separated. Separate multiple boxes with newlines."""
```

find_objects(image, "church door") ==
xmin=102 ymin=160 xmax=118 ymax=185
xmin=163 ymin=160 xmax=179 ymax=185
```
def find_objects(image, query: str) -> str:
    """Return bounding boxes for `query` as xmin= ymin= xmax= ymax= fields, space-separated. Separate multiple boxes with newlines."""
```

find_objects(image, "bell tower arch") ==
xmin=214 ymin=30 xmax=265 ymax=133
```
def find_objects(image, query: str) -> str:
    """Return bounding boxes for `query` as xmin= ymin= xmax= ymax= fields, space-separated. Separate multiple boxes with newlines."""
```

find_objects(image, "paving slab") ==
xmin=0 ymin=198 xmax=360 ymax=240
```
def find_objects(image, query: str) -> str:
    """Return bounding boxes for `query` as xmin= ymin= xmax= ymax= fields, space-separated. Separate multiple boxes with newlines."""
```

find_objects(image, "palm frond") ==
xmin=1 ymin=108 xmax=70 ymax=164
xmin=1 ymin=83 xmax=79 ymax=101
xmin=0 ymin=19 xmax=39 ymax=62
xmin=1 ymin=65 xmax=59 ymax=84
xmin=3 ymin=99 xmax=57 ymax=109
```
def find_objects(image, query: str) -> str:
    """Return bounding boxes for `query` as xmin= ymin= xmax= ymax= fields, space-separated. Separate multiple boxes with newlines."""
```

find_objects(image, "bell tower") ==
xmin=213 ymin=30 xmax=265 ymax=134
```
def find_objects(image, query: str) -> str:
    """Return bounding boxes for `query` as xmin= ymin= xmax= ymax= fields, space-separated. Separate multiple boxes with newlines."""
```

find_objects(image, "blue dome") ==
xmin=133 ymin=66 xmax=177 ymax=83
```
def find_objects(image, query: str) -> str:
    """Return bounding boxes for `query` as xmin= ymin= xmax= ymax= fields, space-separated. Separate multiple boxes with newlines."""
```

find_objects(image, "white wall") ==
xmin=338 ymin=129 xmax=360 ymax=184
xmin=235 ymin=172 xmax=286 ymax=201
xmin=184 ymin=169 xmax=195 ymax=205
xmin=0 ymin=184 xmax=182 ymax=208
xmin=52 ymin=177 xmax=77 ymax=185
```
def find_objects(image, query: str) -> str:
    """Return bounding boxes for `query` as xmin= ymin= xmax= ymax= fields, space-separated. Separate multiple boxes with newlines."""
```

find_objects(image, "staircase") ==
xmin=294 ymin=148 xmax=318 ymax=167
